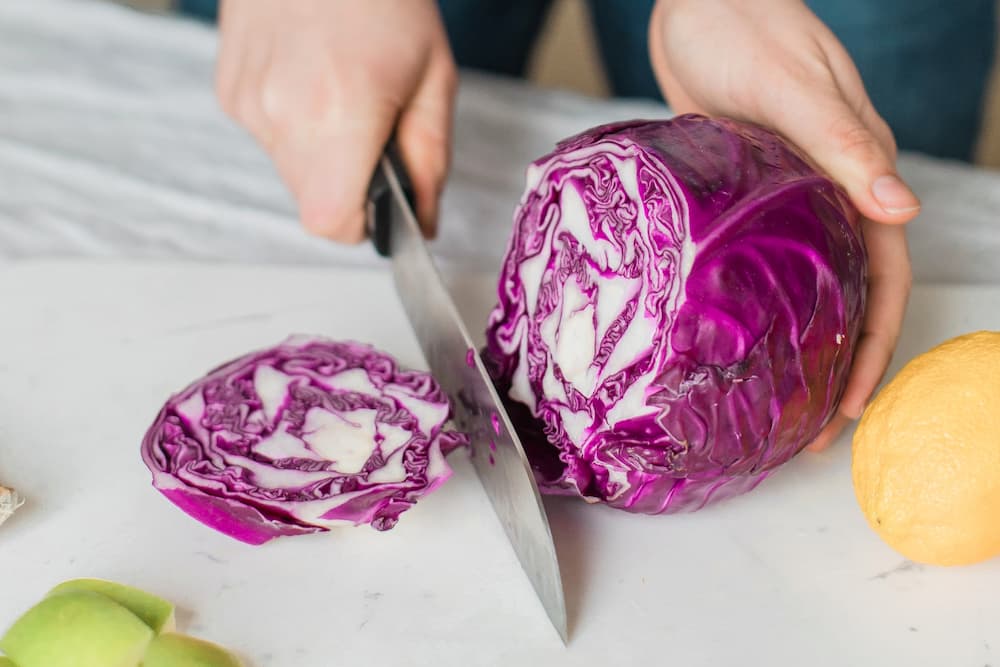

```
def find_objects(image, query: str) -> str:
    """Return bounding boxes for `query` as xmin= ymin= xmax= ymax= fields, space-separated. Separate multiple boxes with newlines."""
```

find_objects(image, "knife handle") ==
xmin=366 ymin=139 xmax=415 ymax=257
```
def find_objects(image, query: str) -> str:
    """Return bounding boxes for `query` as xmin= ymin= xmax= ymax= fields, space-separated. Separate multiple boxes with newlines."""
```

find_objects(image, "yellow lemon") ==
xmin=852 ymin=330 xmax=1000 ymax=566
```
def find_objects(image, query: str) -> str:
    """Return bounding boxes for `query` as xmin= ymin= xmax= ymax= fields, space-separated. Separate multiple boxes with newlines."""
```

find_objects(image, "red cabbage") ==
xmin=485 ymin=115 xmax=867 ymax=513
xmin=141 ymin=336 xmax=466 ymax=544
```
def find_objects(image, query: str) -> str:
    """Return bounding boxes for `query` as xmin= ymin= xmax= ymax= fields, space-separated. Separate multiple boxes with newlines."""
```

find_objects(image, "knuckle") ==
xmin=879 ymin=123 xmax=899 ymax=162
xmin=440 ymin=62 xmax=459 ymax=97
xmin=900 ymin=266 xmax=914 ymax=293
xmin=829 ymin=118 xmax=882 ymax=164
xmin=300 ymin=204 xmax=362 ymax=242
xmin=420 ymin=137 xmax=451 ymax=181
xmin=214 ymin=74 xmax=239 ymax=118
xmin=258 ymin=76 xmax=292 ymax=126
xmin=235 ymin=93 xmax=264 ymax=132
xmin=299 ymin=209 xmax=336 ymax=237
xmin=261 ymin=72 xmax=339 ymax=128
xmin=861 ymin=104 xmax=898 ymax=162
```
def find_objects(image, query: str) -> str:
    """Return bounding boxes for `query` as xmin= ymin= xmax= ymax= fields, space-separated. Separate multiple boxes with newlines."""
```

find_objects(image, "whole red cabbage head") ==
xmin=485 ymin=115 xmax=867 ymax=514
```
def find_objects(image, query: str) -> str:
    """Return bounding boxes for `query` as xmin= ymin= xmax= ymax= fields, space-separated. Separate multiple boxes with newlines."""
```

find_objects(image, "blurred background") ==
xmin=122 ymin=0 xmax=1000 ymax=167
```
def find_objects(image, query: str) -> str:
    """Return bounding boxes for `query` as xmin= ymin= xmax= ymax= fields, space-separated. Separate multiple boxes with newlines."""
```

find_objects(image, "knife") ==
xmin=366 ymin=143 xmax=568 ymax=643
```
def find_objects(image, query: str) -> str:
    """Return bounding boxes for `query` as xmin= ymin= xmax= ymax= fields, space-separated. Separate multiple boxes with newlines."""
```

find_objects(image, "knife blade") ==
xmin=366 ymin=144 xmax=568 ymax=643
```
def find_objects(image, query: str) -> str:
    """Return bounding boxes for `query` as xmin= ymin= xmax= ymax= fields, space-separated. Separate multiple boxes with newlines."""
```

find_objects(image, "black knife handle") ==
xmin=366 ymin=139 xmax=415 ymax=258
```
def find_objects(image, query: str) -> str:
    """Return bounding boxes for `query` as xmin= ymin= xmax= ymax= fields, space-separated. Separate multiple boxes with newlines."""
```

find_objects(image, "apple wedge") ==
xmin=46 ymin=579 xmax=175 ymax=634
xmin=143 ymin=633 xmax=242 ymax=667
xmin=0 ymin=591 xmax=152 ymax=667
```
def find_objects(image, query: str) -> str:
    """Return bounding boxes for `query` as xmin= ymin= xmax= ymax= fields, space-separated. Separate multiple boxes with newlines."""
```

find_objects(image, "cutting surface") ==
xmin=0 ymin=260 xmax=998 ymax=666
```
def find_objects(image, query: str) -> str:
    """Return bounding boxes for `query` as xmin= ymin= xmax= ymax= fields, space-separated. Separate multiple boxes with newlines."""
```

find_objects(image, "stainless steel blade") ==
xmin=375 ymin=155 xmax=568 ymax=643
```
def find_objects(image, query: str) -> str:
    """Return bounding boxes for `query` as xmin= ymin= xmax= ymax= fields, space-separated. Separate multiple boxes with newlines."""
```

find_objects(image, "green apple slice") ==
xmin=142 ymin=633 xmax=242 ymax=667
xmin=0 ymin=591 xmax=152 ymax=667
xmin=46 ymin=579 xmax=175 ymax=633
xmin=0 ymin=656 xmax=18 ymax=666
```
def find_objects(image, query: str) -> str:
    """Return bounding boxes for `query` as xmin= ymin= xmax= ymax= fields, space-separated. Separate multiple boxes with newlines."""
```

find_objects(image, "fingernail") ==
xmin=871 ymin=175 xmax=921 ymax=214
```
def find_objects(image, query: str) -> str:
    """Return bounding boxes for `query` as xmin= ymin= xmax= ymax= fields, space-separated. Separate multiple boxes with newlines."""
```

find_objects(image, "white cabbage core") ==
xmin=506 ymin=145 xmax=695 ymax=482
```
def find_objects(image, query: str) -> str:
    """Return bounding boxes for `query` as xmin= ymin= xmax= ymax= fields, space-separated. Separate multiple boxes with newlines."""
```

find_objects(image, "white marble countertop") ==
xmin=0 ymin=261 xmax=998 ymax=666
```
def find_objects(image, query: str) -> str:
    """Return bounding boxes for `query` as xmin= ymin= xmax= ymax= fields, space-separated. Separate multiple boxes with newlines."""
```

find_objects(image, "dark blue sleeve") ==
xmin=807 ymin=0 xmax=995 ymax=161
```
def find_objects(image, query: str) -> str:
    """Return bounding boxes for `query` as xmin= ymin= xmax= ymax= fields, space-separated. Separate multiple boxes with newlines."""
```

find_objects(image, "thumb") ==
xmin=767 ymin=89 xmax=920 ymax=225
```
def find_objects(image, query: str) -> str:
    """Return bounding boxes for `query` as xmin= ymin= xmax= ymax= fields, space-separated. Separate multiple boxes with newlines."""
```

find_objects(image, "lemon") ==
xmin=852 ymin=330 xmax=1000 ymax=566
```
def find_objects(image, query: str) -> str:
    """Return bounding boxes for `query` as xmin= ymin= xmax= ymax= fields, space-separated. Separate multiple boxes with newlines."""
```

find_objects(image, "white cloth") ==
xmin=1 ymin=0 xmax=998 ymax=283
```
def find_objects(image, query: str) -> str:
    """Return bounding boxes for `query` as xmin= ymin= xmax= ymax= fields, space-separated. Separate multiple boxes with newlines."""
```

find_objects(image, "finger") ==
xmin=395 ymin=47 xmax=456 ymax=238
xmin=762 ymin=84 xmax=920 ymax=225
xmin=271 ymin=109 xmax=396 ymax=243
xmin=646 ymin=5 xmax=709 ymax=115
xmin=857 ymin=101 xmax=897 ymax=164
xmin=840 ymin=331 xmax=894 ymax=420
xmin=232 ymin=24 xmax=276 ymax=145
xmin=806 ymin=412 xmax=851 ymax=452
xmin=838 ymin=220 xmax=911 ymax=418
xmin=214 ymin=4 xmax=244 ymax=118
xmin=817 ymin=33 xmax=898 ymax=164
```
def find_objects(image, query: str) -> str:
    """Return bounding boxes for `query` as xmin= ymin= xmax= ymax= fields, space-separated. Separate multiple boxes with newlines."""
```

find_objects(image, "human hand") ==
xmin=648 ymin=0 xmax=916 ymax=450
xmin=216 ymin=0 xmax=457 ymax=242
